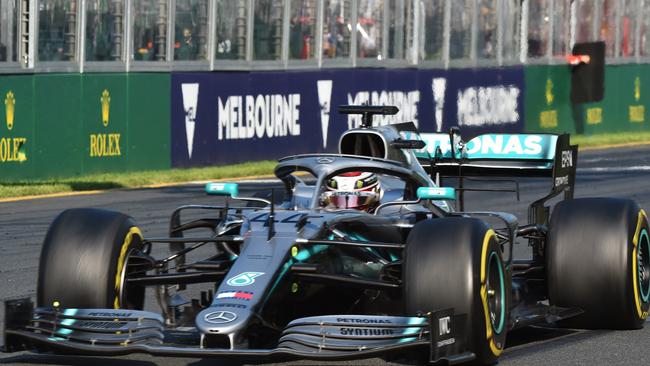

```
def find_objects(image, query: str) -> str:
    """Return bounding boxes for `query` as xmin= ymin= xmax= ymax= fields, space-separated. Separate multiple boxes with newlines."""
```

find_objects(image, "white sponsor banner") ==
xmin=456 ymin=85 xmax=520 ymax=126
xmin=217 ymin=94 xmax=301 ymax=140
xmin=346 ymin=90 xmax=421 ymax=128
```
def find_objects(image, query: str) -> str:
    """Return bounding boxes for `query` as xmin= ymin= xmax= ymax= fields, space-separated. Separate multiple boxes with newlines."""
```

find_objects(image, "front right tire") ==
xmin=547 ymin=198 xmax=650 ymax=329
xmin=404 ymin=217 xmax=509 ymax=365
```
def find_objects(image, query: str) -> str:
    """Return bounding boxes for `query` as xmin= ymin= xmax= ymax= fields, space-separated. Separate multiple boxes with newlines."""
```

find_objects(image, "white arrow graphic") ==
xmin=181 ymin=83 xmax=199 ymax=159
xmin=432 ymin=78 xmax=446 ymax=132
xmin=317 ymin=80 xmax=333 ymax=148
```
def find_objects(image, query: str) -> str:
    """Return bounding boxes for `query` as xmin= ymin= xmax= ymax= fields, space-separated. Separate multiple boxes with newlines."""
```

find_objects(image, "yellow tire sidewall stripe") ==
xmin=480 ymin=229 xmax=503 ymax=356
xmin=114 ymin=226 xmax=143 ymax=309
xmin=632 ymin=209 xmax=648 ymax=320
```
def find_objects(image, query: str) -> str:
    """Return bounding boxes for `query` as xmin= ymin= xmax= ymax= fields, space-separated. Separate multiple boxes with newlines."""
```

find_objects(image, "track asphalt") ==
xmin=1 ymin=144 xmax=650 ymax=365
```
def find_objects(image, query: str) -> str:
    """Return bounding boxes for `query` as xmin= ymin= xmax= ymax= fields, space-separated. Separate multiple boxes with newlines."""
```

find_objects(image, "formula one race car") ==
xmin=4 ymin=105 xmax=649 ymax=365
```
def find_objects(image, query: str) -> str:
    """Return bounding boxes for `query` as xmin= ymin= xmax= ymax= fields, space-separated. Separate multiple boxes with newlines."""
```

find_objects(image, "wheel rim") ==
xmin=486 ymin=251 xmax=506 ymax=335
xmin=638 ymin=229 xmax=650 ymax=303
xmin=118 ymin=247 xmax=136 ymax=308
xmin=115 ymin=227 xmax=145 ymax=309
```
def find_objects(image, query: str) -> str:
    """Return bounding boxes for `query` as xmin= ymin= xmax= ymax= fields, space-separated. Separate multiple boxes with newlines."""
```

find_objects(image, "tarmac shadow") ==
xmin=0 ymin=353 xmax=156 ymax=366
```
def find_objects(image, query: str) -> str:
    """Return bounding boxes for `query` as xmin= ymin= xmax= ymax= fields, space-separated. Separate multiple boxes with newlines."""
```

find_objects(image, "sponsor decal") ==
xmin=87 ymin=312 xmax=133 ymax=317
xmin=586 ymin=107 xmax=602 ymax=125
xmin=561 ymin=150 xmax=573 ymax=168
xmin=415 ymin=133 xmax=554 ymax=160
xmin=5 ymin=91 xmax=15 ymax=130
xmin=540 ymin=78 xmax=558 ymax=128
xmin=432 ymin=78 xmax=447 ymax=132
xmin=217 ymin=94 xmax=301 ymax=140
xmin=545 ymin=78 xmax=554 ymax=106
xmin=554 ymin=175 xmax=569 ymax=187
xmin=317 ymin=80 xmax=333 ymax=148
xmin=181 ymin=83 xmax=199 ymax=158
xmin=339 ymin=328 xmax=394 ymax=336
xmin=100 ymin=89 xmax=110 ymax=127
xmin=629 ymin=105 xmax=644 ymax=123
xmin=336 ymin=318 xmax=391 ymax=324
xmin=540 ymin=110 xmax=558 ymax=128
xmin=465 ymin=135 xmax=544 ymax=157
xmin=316 ymin=156 xmax=335 ymax=164
xmin=89 ymin=89 xmax=122 ymax=158
xmin=1 ymin=90 xmax=27 ymax=163
xmin=204 ymin=311 xmax=237 ymax=324
xmin=76 ymin=321 xmax=127 ymax=330
xmin=457 ymin=85 xmax=520 ymax=126
xmin=438 ymin=316 xmax=451 ymax=336
xmin=346 ymin=89 xmax=420 ymax=128
xmin=226 ymin=272 xmax=264 ymax=287
xmin=437 ymin=338 xmax=456 ymax=347
xmin=89 ymin=134 xmax=121 ymax=157
xmin=216 ymin=291 xmax=254 ymax=301
xmin=629 ymin=77 xmax=644 ymax=123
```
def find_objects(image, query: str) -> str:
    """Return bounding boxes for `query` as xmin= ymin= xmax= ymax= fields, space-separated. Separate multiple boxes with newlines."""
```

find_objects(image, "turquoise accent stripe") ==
xmin=401 ymin=317 xmax=427 ymax=338
xmin=417 ymin=187 xmax=456 ymax=200
xmin=57 ymin=309 xmax=78 ymax=336
xmin=263 ymin=243 xmax=329 ymax=307
xmin=265 ymin=259 xmax=294 ymax=305
xmin=205 ymin=182 xmax=239 ymax=197
xmin=488 ymin=252 xmax=506 ymax=335
xmin=63 ymin=309 xmax=78 ymax=316
xmin=398 ymin=336 xmax=419 ymax=344
xmin=294 ymin=244 xmax=328 ymax=261
xmin=639 ymin=229 xmax=650 ymax=302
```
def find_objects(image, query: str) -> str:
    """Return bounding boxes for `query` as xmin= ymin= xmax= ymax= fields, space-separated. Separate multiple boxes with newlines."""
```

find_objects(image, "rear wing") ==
xmin=403 ymin=131 xmax=578 ymax=222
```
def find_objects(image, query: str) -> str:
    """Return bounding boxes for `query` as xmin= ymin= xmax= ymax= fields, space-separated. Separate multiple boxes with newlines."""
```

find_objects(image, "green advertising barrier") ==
xmin=525 ymin=64 xmax=650 ymax=134
xmin=126 ymin=74 xmax=170 ymax=171
xmin=34 ymin=74 xmax=83 ymax=178
xmin=0 ymin=75 xmax=34 ymax=179
xmin=524 ymin=65 xmax=575 ymax=134
xmin=0 ymin=73 xmax=170 ymax=181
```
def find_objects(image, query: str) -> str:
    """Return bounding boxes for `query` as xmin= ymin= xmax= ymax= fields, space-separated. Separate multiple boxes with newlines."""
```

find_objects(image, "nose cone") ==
xmin=196 ymin=307 xmax=252 ymax=336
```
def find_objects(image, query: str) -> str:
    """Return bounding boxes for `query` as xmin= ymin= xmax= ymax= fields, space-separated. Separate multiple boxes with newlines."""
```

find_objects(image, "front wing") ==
xmin=3 ymin=299 xmax=474 ymax=364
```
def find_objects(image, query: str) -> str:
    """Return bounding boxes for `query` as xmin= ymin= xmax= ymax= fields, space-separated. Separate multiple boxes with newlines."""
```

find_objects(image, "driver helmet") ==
xmin=321 ymin=172 xmax=381 ymax=211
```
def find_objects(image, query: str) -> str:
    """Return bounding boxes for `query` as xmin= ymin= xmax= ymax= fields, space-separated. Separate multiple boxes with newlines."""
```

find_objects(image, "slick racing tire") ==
xmin=37 ymin=208 xmax=145 ymax=310
xmin=404 ymin=217 xmax=509 ymax=365
xmin=547 ymin=198 xmax=650 ymax=329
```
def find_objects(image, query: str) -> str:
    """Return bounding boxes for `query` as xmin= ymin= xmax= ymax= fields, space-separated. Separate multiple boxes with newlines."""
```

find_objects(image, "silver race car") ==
xmin=4 ymin=105 xmax=649 ymax=365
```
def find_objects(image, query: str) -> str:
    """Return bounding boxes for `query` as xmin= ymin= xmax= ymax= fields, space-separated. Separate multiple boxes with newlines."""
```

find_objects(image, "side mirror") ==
xmin=205 ymin=182 xmax=239 ymax=197
xmin=417 ymin=187 xmax=456 ymax=201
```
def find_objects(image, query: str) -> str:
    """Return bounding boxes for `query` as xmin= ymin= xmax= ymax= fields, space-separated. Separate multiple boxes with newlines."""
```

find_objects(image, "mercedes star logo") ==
xmin=204 ymin=311 xmax=237 ymax=324
xmin=316 ymin=157 xmax=335 ymax=164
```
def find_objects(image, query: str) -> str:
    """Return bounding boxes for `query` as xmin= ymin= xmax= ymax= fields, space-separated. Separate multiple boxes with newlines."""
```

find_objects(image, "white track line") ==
xmin=578 ymin=166 xmax=650 ymax=173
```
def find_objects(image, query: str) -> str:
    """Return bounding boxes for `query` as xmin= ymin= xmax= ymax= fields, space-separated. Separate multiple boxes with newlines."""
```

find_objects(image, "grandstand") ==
xmin=0 ymin=1 xmax=645 ymax=73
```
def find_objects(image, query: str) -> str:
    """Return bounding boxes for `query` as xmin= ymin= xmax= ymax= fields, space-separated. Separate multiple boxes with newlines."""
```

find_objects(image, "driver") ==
xmin=320 ymin=172 xmax=381 ymax=211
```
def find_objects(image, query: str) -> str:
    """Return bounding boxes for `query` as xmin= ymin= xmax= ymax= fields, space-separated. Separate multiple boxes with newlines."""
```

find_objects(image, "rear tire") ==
xmin=404 ymin=217 xmax=509 ymax=365
xmin=547 ymin=198 xmax=650 ymax=329
xmin=37 ymin=208 xmax=145 ymax=310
